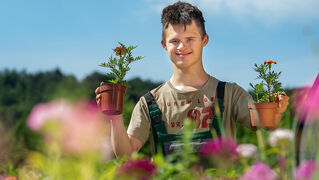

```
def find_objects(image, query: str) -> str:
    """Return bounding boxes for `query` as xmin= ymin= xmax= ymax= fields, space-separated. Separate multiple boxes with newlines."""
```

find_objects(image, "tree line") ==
xmin=0 ymin=69 xmax=161 ymax=167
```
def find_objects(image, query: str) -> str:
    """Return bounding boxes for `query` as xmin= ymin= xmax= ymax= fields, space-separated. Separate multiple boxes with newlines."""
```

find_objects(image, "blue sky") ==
xmin=1 ymin=0 xmax=319 ymax=90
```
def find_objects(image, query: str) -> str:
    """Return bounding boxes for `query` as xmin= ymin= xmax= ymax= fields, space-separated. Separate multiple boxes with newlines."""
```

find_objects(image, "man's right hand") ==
xmin=94 ymin=81 xmax=143 ymax=157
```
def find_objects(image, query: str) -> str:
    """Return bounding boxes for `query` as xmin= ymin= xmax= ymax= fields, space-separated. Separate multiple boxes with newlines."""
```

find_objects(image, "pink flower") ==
xmin=295 ymin=160 xmax=316 ymax=180
xmin=240 ymin=162 xmax=277 ymax=180
xmin=27 ymin=99 xmax=111 ymax=157
xmin=117 ymin=159 xmax=156 ymax=180
xmin=199 ymin=138 xmax=238 ymax=168
xmin=199 ymin=138 xmax=238 ymax=157
xmin=295 ymin=76 xmax=319 ymax=124
xmin=61 ymin=101 xmax=110 ymax=156
xmin=27 ymin=99 xmax=72 ymax=131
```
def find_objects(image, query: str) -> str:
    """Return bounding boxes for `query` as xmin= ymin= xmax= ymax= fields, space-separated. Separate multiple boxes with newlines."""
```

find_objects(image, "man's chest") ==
xmin=156 ymin=93 xmax=217 ymax=133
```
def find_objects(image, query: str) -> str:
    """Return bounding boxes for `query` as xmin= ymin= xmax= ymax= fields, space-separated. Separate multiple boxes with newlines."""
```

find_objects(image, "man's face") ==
xmin=161 ymin=20 xmax=209 ymax=70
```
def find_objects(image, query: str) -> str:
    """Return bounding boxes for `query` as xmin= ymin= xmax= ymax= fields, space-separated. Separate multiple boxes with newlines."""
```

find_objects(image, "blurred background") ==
xmin=1 ymin=0 xmax=318 ymax=89
xmin=0 ymin=0 xmax=318 ymax=175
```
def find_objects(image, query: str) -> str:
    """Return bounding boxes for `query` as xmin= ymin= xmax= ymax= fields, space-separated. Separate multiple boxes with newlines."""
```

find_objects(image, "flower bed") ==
xmin=0 ymin=75 xmax=318 ymax=179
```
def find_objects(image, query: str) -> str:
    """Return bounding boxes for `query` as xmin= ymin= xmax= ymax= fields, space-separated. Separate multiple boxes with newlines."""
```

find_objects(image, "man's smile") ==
xmin=176 ymin=52 xmax=192 ymax=57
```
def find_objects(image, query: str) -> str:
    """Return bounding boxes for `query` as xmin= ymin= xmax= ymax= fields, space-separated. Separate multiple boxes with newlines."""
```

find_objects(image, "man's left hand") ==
xmin=276 ymin=91 xmax=290 ymax=113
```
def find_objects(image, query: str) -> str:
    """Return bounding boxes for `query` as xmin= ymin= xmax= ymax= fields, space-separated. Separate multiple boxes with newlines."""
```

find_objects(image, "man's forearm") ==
xmin=109 ymin=115 xmax=134 ymax=157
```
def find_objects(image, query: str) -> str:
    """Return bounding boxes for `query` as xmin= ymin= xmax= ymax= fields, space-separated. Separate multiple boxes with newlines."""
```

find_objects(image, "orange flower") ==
xmin=114 ymin=46 xmax=124 ymax=56
xmin=264 ymin=59 xmax=277 ymax=65
xmin=5 ymin=176 xmax=17 ymax=180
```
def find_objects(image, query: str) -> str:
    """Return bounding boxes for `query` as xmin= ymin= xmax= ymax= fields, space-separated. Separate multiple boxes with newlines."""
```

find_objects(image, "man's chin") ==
xmin=175 ymin=56 xmax=189 ymax=62
xmin=173 ymin=62 xmax=191 ymax=69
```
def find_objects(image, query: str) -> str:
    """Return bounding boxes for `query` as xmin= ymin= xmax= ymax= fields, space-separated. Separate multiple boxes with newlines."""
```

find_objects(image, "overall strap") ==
xmin=143 ymin=92 xmax=167 ymax=153
xmin=211 ymin=81 xmax=226 ymax=136
xmin=217 ymin=81 xmax=226 ymax=113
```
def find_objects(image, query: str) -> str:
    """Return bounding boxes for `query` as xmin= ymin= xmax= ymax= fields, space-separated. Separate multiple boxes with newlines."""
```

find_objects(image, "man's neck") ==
xmin=169 ymin=67 xmax=209 ymax=92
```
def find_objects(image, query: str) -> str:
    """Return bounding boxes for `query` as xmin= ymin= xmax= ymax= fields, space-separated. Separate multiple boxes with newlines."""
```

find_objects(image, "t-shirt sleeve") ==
xmin=230 ymin=83 xmax=254 ymax=130
xmin=127 ymin=97 xmax=151 ymax=146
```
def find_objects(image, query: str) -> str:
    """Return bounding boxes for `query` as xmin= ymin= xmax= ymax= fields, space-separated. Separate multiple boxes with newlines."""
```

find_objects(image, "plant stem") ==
xmin=268 ymin=84 xmax=271 ymax=103
xmin=268 ymin=65 xmax=271 ymax=102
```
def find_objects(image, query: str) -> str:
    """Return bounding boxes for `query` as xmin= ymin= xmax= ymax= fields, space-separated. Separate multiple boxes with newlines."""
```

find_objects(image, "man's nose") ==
xmin=177 ymin=41 xmax=187 ymax=50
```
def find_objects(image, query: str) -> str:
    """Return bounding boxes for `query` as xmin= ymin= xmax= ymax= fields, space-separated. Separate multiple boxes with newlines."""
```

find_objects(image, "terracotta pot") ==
xmin=100 ymin=83 xmax=127 ymax=115
xmin=248 ymin=102 xmax=279 ymax=129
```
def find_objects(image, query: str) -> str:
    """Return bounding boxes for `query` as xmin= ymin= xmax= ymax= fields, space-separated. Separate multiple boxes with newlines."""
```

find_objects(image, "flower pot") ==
xmin=248 ymin=102 xmax=279 ymax=129
xmin=99 ymin=83 xmax=127 ymax=115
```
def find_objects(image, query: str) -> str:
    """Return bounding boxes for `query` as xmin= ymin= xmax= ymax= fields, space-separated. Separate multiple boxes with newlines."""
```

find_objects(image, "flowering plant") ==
xmin=100 ymin=42 xmax=144 ymax=85
xmin=250 ymin=60 xmax=282 ymax=102
xmin=19 ymin=100 xmax=112 ymax=180
xmin=117 ymin=158 xmax=156 ymax=180
xmin=3 ymin=100 xmax=319 ymax=180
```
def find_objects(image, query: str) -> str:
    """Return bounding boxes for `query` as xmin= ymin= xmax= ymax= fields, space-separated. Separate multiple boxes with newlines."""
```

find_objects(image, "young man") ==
xmin=95 ymin=1 xmax=289 ymax=157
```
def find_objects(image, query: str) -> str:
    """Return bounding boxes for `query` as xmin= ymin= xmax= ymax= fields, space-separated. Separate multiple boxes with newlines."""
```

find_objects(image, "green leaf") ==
xmin=250 ymin=61 xmax=282 ymax=102
xmin=100 ymin=42 xmax=144 ymax=85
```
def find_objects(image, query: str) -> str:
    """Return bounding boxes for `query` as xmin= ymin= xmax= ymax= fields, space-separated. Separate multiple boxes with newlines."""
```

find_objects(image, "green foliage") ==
xmin=250 ymin=61 xmax=282 ymax=102
xmin=0 ymin=69 xmax=162 ymax=171
xmin=0 ymin=68 xmax=300 ymax=179
xmin=50 ymin=75 xmax=88 ymax=101
xmin=0 ymin=69 xmax=68 ymax=162
xmin=82 ymin=72 xmax=114 ymax=98
xmin=236 ymin=124 xmax=258 ymax=145
xmin=151 ymin=119 xmax=202 ymax=179
xmin=249 ymin=82 xmax=266 ymax=103
xmin=100 ymin=42 xmax=144 ymax=85
xmin=126 ymin=77 xmax=162 ymax=103
xmin=0 ymin=122 xmax=25 ymax=175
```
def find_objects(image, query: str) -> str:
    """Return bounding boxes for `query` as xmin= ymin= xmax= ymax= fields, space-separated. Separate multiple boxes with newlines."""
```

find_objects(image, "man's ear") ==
xmin=203 ymin=34 xmax=209 ymax=47
xmin=161 ymin=40 xmax=167 ymax=50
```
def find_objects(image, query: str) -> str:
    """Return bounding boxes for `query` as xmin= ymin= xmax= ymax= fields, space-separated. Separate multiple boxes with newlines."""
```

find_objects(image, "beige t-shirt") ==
xmin=127 ymin=76 xmax=253 ymax=153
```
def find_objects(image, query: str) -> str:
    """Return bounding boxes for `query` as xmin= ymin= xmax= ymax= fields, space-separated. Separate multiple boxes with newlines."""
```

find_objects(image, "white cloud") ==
xmin=145 ymin=0 xmax=319 ymax=25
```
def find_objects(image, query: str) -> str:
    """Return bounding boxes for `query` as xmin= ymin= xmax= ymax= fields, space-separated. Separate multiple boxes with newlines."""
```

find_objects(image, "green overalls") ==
xmin=143 ymin=81 xmax=226 ymax=156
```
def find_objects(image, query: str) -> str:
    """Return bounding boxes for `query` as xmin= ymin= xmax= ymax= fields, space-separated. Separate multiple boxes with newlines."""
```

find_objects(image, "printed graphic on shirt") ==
xmin=159 ymin=95 xmax=217 ymax=132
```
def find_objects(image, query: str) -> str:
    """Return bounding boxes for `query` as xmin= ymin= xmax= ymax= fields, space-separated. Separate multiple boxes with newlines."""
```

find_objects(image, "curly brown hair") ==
xmin=161 ymin=1 xmax=206 ymax=43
